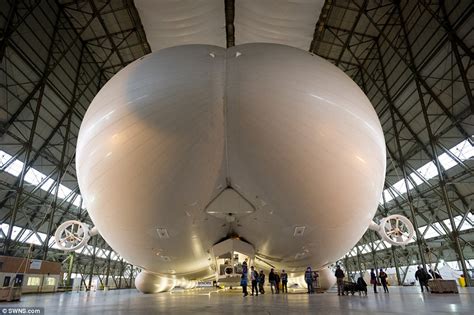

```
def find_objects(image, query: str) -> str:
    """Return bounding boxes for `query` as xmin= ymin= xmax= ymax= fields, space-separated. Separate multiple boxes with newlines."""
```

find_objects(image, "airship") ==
xmin=54 ymin=43 xmax=415 ymax=293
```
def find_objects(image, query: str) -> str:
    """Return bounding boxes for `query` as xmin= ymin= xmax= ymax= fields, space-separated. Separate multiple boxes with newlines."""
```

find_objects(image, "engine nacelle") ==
xmin=54 ymin=220 xmax=99 ymax=251
xmin=369 ymin=214 xmax=415 ymax=247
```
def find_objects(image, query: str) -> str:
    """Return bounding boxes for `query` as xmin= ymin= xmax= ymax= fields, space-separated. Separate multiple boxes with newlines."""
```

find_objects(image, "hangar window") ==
xmin=45 ymin=277 xmax=56 ymax=286
xmin=421 ymin=226 xmax=439 ymax=239
xmin=416 ymin=162 xmax=438 ymax=181
xmin=438 ymin=153 xmax=457 ymax=170
xmin=450 ymin=140 xmax=474 ymax=160
xmin=380 ymin=139 xmax=474 ymax=204
xmin=459 ymin=213 xmax=473 ymax=231
xmin=409 ymin=173 xmax=424 ymax=185
xmin=24 ymin=234 xmax=44 ymax=246
xmin=0 ymin=150 xmax=85 ymax=210
xmin=27 ymin=277 xmax=41 ymax=286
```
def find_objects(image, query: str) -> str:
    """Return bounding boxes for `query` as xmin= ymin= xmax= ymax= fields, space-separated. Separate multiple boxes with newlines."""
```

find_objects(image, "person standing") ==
xmin=415 ymin=266 xmax=430 ymax=292
xmin=370 ymin=268 xmax=378 ymax=293
xmin=241 ymin=273 xmax=248 ymax=297
xmin=242 ymin=260 xmax=248 ymax=276
xmin=335 ymin=265 xmax=345 ymax=296
xmin=379 ymin=268 xmax=389 ymax=293
xmin=258 ymin=270 xmax=265 ymax=294
xmin=429 ymin=269 xmax=442 ymax=279
xmin=274 ymin=271 xmax=281 ymax=294
xmin=312 ymin=271 xmax=319 ymax=292
xmin=356 ymin=274 xmax=368 ymax=296
xmin=281 ymin=269 xmax=288 ymax=293
xmin=305 ymin=267 xmax=313 ymax=294
xmin=250 ymin=266 xmax=259 ymax=296
xmin=269 ymin=268 xmax=276 ymax=294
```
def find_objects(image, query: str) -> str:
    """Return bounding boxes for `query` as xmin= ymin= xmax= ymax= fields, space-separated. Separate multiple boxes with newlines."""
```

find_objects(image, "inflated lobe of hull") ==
xmin=76 ymin=44 xmax=386 ymax=281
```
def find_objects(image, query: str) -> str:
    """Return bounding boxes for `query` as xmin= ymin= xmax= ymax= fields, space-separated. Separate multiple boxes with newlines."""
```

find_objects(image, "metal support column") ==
xmin=105 ymin=251 xmax=112 ymax=288
xmin=356 ymin=246 xmax=363 ymax=275
xmin=66 ymin=252 xmax=75 ymax=289
xmin=128 ymin=264 xmax=134 ymax=288
xmin=368 ymin=232 xmax=379 ymax=279
xmin=391 ymin=247 xmax=401 ymax=285
xmin=118 ymin=259 xmax=124 ymax=289
xmin=87 ymin=237 xmax=98 ymax=291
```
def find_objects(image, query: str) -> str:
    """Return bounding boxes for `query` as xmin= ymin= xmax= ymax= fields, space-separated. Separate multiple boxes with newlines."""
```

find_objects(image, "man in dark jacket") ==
xmin=250 ymin=266 xmax=259 ymax=296
xmin=305 ymin=267 xmax=313 ymax=294
xmin=335 ymin=265 xmax=345 ymax=296
xmin=274 ymin=272 xmax=280 ymax=294
xmin=356 ymin=275 xmax=367 ymax=296
xmin=241 ymin=273 xmax=248 ymax=297
xmin=370 ymin=268 xmax=377 ymax=293
xmin=258 ymin=270 xmax=265 ymax=294
xmin=269 ymin=268 xmax=276 ymax=294
xmin=415 ymin=266 xmax=430 ymax=292
xmin=379 ymin=268 xmax=389 ymax=293
xmin=281 ymin=269 xmax=288 ymax=293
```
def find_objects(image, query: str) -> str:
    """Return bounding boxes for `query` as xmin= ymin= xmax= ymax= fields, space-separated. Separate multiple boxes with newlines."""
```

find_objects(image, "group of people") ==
xmin=361 ymin=266 xmax=442 ymax=294
xmin=304 ymin=267 xmax=320 ymax=293
xmin=334 ymin=266 xmax=388 ymax=295
xmin=242 ymin=263 xmax=442 ymax=297
xmin=415 ymin=266 xmax=441 ymax=292
xmin=369 ymin=268 xmax=389 ymax=293
xmin=240 ymin=261 xmax=289 ymax=297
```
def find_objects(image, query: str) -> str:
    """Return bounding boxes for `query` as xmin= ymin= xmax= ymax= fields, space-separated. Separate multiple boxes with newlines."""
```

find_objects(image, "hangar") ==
xmin=0 ymin=0 xmax=472 ymax=313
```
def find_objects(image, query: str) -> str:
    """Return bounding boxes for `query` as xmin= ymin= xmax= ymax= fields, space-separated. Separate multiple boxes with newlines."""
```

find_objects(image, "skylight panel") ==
xmin=379 ymin=140 xmax=470 ymax=204
xmin=57 ymin=185 xmax=73 ymax=199
xmin=387 ymin=186 xmax=401 ymax=198
xmin=423 ymin=226 xmax=440 ymax=239
xmin=0 ymin=150 xmax=13 ymax=167
xmin=1 ymin=149 xmax=85 ymax=209
xmin=449 ymin=139 xmax=474 ymax=160
xmin=5 ymin=159 xmax=24 ymax=177
xmin=73 ymin=195 xmax=83 ymax=207
xmin=438 ymin=153 xmax=457 ymax=170
xmin=10 ymin=226 xmax=22 ymax=240
xmin=382 ymin=190 xmax=393 ymax=202
xmin=25 ymin=233 xmax=43 ymax=245
xmin=392 ymin=179 xmax=408 ymax=195
xmin=416 ymin=161 xmax=438 ymax=180
xmin=0 ymin=223 xmax=8 ymax=236
xmin=441 ymin=216 xmax=464 ymax=231
xmin=460 ymin=215 xmax=473 ymax=231
xmin=40 ymin=178 xmax=56 ymax=191
xmin=409 ymin=172 xmax=424 ymax=185
xmin=24 ymin=168 xmax=47 ymax=186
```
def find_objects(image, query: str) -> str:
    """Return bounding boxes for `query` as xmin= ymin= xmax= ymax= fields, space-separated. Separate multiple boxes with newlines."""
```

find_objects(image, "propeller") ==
xmin=369 ymin=214 xmax=415 ymax=247
xmin=54 ymin=220 xmax=98 ymax=251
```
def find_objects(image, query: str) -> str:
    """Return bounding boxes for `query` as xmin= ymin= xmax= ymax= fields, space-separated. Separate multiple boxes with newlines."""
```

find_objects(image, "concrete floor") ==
xmin=2 ymin=286 xmax=473 ymax=314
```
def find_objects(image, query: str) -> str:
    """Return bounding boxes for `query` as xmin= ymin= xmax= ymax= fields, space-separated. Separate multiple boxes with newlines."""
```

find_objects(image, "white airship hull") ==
xmin=75 ymin=44 xmax=386 ymax=290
